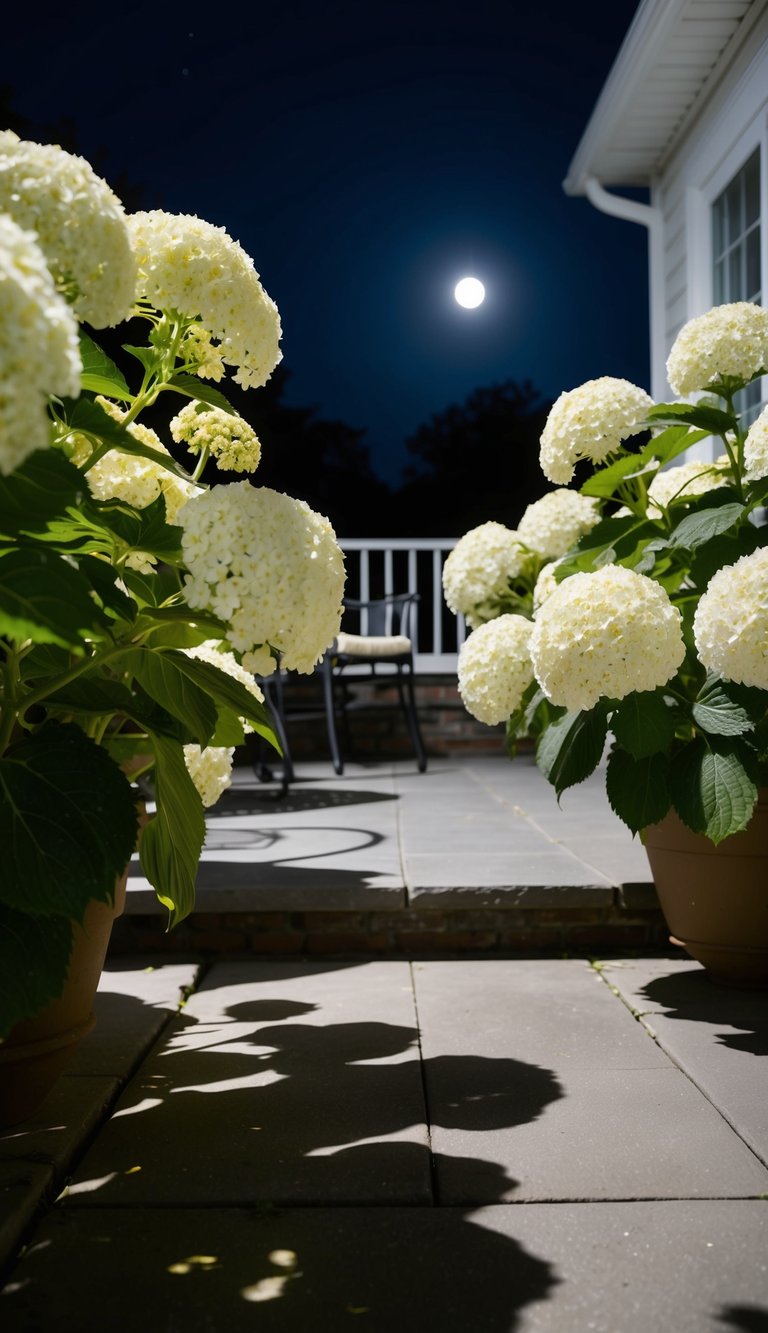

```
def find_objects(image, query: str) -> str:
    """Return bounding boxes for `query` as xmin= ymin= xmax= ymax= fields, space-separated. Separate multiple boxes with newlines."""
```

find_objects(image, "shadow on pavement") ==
xmin=640 ymin=971 xmax=768 ymax=1056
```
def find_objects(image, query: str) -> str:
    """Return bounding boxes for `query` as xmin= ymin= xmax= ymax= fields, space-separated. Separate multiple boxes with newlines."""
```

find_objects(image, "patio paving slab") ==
xmin=123 ymin=757 xmax=655 ymax=916
xmin=0 ymin=960 xmax=200 ymax=1270
xmin=413 ymin=960 xmax=768 ymax=1202
xmin=3 ymin=1200 xmax=767 ymax=1332
xmin=62 ymin=961 xmax=432 ymax=1207
xmin=599 ymin=957 xmax=768 ymax=1165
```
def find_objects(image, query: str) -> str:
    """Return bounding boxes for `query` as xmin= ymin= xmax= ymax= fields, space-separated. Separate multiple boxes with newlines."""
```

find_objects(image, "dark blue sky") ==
xmin=4 ymin=0 xmax=648 ymax=483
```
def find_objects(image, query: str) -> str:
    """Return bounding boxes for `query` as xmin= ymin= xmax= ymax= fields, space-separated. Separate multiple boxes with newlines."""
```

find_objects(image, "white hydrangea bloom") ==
xmin=72 ymin=403 xmax=199 ymax=527
xmin=183 ymin=744 xmax=235 ymax=807
xmin=540 ymin=377 xmax=654 ymax=485
xmin=0 ymin=214 xmax=82 ymax=474
xmin=646 ymin=455 xmax=731 ymax=512
xmin=170 ymin=401 xmax=261 ymax=473
xmin=179 ymin=482 xmax=345 ymax=674
xmin=182 ymin=324 xmax=225 ymax=381
xmin=128 ymin=211 xmax=282 ymax=389
xmin=693 ymin=549 xmax=768 ymax=689
xmin=667 ymin=302 xmax=768 ymax=396
xmin=442 ymin=522 xmax=530 ymax=628
xmin=458 ymin=615 xmax=534 ymax=725
xmin=532 ymin=560 xmax=563 ymax=614
xmin=0 ymin=131 xmax=136 ymax=327
xmin=518 ymin=489 xmax=599 ymax=560
xmin=743 ymin=406 xmax=768 ymax=482
xmin=530 ymin=565 xmax=685 ymax=712
xmin=184 ymin=640 xmax=264 ymax=733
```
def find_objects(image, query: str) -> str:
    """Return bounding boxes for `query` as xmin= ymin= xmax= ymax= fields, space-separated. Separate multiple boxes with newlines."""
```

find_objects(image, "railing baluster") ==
xmin=338 ymin=538 xmax=465 ymax=672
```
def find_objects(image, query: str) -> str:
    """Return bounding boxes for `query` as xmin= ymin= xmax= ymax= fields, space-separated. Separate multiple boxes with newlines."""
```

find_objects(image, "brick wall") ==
xmin=110 ymin=904 xmax=670 ymax=959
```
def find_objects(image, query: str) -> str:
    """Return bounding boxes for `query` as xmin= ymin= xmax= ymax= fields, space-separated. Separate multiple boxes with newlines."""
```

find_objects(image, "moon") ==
xmin=454 ymin=276 xmax=485 ymax=308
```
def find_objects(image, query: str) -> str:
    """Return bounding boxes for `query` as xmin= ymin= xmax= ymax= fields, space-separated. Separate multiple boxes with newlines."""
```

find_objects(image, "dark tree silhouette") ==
xmin=395 ymin=379 xmax=554 ymax=536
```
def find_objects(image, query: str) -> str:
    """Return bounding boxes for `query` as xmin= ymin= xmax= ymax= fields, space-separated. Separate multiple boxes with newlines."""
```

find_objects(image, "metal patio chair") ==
xmin=319 ymin=593 xmax=428 ymax=774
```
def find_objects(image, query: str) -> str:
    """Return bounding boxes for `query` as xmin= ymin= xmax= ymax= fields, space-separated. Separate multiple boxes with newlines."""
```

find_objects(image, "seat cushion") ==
xmin=335 ymin=632 xmax=412 ymax=658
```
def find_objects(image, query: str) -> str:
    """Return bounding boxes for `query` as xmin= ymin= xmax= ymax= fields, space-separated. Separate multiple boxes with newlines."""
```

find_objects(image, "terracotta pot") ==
xmin=0 ymin=873 xmax=127 ymax=1128
xmin=643 ymin=791 xmax=768 ymax=987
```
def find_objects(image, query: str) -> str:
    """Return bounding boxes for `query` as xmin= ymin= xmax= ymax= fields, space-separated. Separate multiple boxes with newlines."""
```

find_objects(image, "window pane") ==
xmin=745 ymin=149 xmax=760 ymax=226
xmin=712 ymin=202 xmax=725 ymax=258
xmin=728 ymin=246 xmax=741 ymax=298
xmin=747 ymin=227 xmax=761 ymax=301
xmin=713 ymin=256 xmax=725 ymax=304
xmin=726 ymin=179 xmax=742 ymax=243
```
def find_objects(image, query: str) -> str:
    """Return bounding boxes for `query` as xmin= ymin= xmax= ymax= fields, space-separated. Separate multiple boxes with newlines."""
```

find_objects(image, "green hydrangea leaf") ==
xmin=78 ymin=331 xmax=131 ymax=398
xmin=606 ymin=748 xmax=672 ymax=834
xmin=167 ymin=651 xmax=280 ymax=750
xmin=0 ymin=721 xmax=139 ymax=918
xmin=0 ymin=905 xmax=74 ymax=1038
xmin=65 ymin=398 xmax=192 ymax=482
xmin=138 ymin=733 xmax=205 ymax=926
xmin=670 ymin=737 xmax=759 ymax=843
xmin=536 ymin=704 xmax=608 ymax=797
xmin=669 ymin=502 xmax=744 ymax=551
xmin=0 ymin=450 xmax=85 ymax=537
xmin=693 ymin=677 xmax=757 ymax=737
xmin=645 ymin=402 xmax=737 ymax=435
xmin=611 ymin=691 xmax=676 ymax=758
xmin=638 ymin=424 xmax=708 ymax=468
xmin=119 ymin=647 xmax=219 ymax=746
xmin=169 ymin=373 xmax=237 ymax=415
xmin=0 ymin=548 xmax=109 ymax=648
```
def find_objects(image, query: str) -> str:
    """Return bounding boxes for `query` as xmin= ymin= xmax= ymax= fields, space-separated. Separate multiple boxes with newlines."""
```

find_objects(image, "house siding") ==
xmin=651 ymin=10 xmax=768 ymax=414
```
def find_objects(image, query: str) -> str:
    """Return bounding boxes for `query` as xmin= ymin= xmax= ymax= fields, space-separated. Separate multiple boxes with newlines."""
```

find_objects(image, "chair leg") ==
xmin=321 ymin=654 xmax=344 ymax=775
xmin=399 ymin=665 xmax=428 ymax=772
xmin=258 ymin=673 xmax=294 ymax=787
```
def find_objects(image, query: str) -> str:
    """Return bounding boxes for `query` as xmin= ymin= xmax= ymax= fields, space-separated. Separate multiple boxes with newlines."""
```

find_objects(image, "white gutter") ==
xmin=583 ymin=176 xmax=667 ymax=401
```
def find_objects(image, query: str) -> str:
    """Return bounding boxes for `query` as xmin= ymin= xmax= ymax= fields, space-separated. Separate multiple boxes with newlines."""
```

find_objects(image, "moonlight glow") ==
xmin=454 ymin=276 xmax=485 ymax=308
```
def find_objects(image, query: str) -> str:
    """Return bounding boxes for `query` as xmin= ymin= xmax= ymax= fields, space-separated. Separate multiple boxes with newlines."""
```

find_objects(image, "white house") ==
xmin=565 ymin=0 xmax=768 ymax=458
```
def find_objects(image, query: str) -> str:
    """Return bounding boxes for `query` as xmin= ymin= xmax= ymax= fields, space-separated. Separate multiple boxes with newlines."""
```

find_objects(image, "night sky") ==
xmin=4 ymin=0 xmax=649 ymax=485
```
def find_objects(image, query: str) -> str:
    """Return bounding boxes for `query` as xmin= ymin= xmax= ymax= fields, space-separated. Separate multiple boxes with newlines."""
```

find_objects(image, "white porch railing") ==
xmin=338 ymin=538 xmax=467 ymax=673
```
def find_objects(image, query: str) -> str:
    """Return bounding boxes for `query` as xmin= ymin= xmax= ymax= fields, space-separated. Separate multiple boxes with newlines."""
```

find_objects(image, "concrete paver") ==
xmin=599 ymin=957 xmax=768 ymax=1165
xmin=124 ymin=756 xmax=655 ymax=915
xmin=62 ymin=961 xmax=431 ymax=1207
xmin=3 ymin=955 xmax=768 ymax=1330
xmin=4 ymin=1200 xmax=766 ymax=1332
xmin=414 ymin=960 xmax=768 ymax=1202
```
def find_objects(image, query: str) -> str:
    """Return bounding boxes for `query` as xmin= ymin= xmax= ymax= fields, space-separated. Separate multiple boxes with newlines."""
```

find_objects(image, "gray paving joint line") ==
xmin=594 ymin=967 xmax=768 ymax=1175
xmin=406 ymin=958 xmax=438 ymax=1204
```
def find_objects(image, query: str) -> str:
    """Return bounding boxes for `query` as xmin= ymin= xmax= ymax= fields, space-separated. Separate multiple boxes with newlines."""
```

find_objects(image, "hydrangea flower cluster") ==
xmin=539 ymin=377 xmax=654 ymax=484
xmin=458 ymin=615 xmax=534 ymax=725
xmin=532 ymin=560 xmax=563 ymax=613
xmin=183 ymin=743 xmax=236 ymax=808
xmin=517 ymin=489 xmax=599 ymax=560
xmin=72 ymin=401 xmax=198 ymax=530
xmin=693 ymin=549 xmax=768 ymax=690
xmin=180 ymin=642 xmax=266 ymax=805
xmin=128 ymin=211 xmax=282 ymax=389
xmin=181 ymin=324 xmax=225 ymax=381
xmin=530 ymin=566 xmax=685 ymax=712
xmin=0 ymin=131 xmax=136 ymax=328
xmin=179 ymin=482 xmax=345 ymax=675
xmin=666 ymin=302 xmax=768 ymax=396
xmin=743 ymin=406 xmax=768 ymax=482
xmin=646 ymin=455 xmax=731 ymax=512
xmin=442 ymin=522 xmax=531 ymax=628
xmin=170 ymin=401 xmax=262 ymax=473
xmin=0 ymin=214 xmax=82 ymax=474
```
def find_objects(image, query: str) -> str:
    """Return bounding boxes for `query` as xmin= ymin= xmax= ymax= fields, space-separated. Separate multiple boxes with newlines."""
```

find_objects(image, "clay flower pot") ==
xmin=643 ymin=792 xmax=768 ymax=988
xmin=0 ymin=873 xmax=127 ymax=1128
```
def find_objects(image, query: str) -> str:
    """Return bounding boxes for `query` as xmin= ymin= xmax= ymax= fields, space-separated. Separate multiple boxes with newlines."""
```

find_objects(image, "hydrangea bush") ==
xmin=448 ymin=301 xmax=768 ymax=846
xmin=0 ymin=135 xmax=346 ymax=1035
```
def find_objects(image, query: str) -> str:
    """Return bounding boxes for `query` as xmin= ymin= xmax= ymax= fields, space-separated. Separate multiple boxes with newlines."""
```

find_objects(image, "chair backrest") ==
xmin=342 ymin=593 xmax=419 ymax=641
